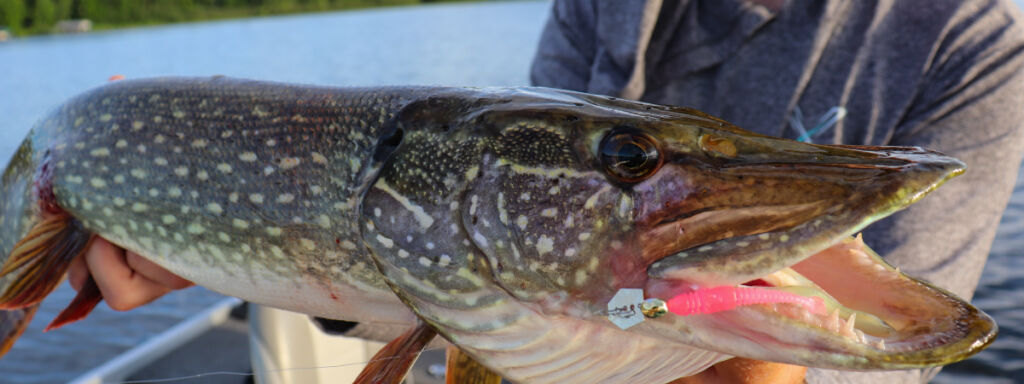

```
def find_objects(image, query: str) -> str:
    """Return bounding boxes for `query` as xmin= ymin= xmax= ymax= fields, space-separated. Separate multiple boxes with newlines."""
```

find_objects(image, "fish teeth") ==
xmin=826 ymin=309 xmax=840 ymax=333
xmin=855 ymin=329 xmax=867 ymax=344
xmin=841 ymin=313 xmax=857 ymax=340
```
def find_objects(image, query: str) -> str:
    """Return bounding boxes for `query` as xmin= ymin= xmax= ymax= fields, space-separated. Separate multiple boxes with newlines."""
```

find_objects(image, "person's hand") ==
xmin=67 ymin=237 xmax=193 ymax=311
xmin=670 ymin=358 xmax=806 ymax=384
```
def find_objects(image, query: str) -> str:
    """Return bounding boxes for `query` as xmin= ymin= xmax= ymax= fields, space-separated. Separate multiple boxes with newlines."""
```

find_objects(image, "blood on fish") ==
xmin=665 ymin=286 xmax=825 ymax=316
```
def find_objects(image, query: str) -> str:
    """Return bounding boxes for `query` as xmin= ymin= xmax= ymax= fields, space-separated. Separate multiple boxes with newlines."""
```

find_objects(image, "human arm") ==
xmin=67 ymin=237 xmax=192 ymax=311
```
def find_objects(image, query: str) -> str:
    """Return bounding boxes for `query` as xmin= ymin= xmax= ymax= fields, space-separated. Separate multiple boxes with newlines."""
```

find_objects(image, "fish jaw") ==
xmin=639 ymin=237 xmax=996 ymax=370
xmin=633 ymin=136 xmax=996 ymax=369
xmin=644 ymin=144 xmax=967 ymax=286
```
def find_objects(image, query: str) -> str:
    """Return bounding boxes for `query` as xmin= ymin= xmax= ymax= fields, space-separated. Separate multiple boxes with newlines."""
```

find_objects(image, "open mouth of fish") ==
xmin=640 ymin=147 xmax=997 ymax=369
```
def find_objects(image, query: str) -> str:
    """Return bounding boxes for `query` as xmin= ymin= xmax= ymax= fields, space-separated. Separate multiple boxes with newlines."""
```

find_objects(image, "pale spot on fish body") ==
xmin=374 ymin=233 xmax=397 ymax=249
xmin=233 ymin=219 xmax=249 ymax=229
xmin=217 ymin=163 xmax=232 ymax=173
xmin=311 ymin=152 xmax=328 ymax=164
xmin=270 ymin=246 xmax=285 ymax=259
xmin=132 ymin=203 xmax=148 ymax=212
xmin=250 ymin=194 xmax=264 ymax=203
xmin=277 ymin=193 xmax=295 ymax=204
xmin=473 ymin=232 xmax=489 ymax=247
xmin=206 ymin=203 xmax=223 ymax=214
xmin=90 ymin=148 xmax=110 ymax=157
xmin=187 ymin=223 xmax=205 ymax=234
xmin=537 ymin=235 xmax=554 ymax=255
xmin=341 ymin=240 xmax=357 ymax=250
xmin=239 ymin=152 xmax=258 ymax=162
xmin=516 ymin=215 xmax=529 ymax=230
xmin=266 ymin=227 xmax=282 ymax=236
xmin=279 ymin=157 xmax=300 ymax=170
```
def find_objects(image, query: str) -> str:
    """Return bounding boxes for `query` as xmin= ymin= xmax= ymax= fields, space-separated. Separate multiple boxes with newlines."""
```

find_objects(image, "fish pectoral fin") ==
xmin=446 ymin=344 xmax=502 ymax=384
xmin=0 ymin=215 xmax=95 ymax=309
xmin=0 ymin=305 xmax=40 ymax=357
xmin=354 ymin=321 xmax=437 ymax=384
xmin=46 ymin=276 xmax=103 ymax=331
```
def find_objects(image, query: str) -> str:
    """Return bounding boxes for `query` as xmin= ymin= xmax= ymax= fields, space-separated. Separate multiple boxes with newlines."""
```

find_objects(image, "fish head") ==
xmin=363 ymin=87 xmax=994 ymax=373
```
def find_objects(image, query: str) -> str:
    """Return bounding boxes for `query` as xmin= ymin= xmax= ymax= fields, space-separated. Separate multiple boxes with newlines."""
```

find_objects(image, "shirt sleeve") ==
xmin=864 ymin=0 xmax=1024 ymax=303
xmin=529 ymin=0 xmax=597 ymax=91
xmin=814 ymin=2 xmax=1024 ymax=383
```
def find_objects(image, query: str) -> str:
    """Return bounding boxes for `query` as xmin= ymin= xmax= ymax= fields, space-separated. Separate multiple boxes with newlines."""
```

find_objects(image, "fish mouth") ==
xmin=646 ymin=236 xmax=997 ymax=369
xmin=638 ymin=146 xmax=997 ymax=369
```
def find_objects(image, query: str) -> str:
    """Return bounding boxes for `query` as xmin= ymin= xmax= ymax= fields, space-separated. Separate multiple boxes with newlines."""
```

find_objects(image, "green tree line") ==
xmin=0 ymin=0 xmax=442 ymax=35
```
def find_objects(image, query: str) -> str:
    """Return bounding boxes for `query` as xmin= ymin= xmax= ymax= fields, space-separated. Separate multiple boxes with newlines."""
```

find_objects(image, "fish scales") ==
xmin=0 ymin=76 xmax=998 ymax=383
xmin=5 ymin=77 xmax=440 ymax=322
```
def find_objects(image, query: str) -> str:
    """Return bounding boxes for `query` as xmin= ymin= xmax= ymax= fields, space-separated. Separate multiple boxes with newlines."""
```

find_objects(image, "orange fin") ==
xmin=446 ymin=344 xmax=502 ymax=384
xmin=354 ymin=321 xmax=437 ymax=384
xmin=0 ymin=305 xmax=40 ymax=358
xmin=46 ymin=276 xmax=102 ymax=331
xmin=0 ymin=215 xmax=94 ymax=309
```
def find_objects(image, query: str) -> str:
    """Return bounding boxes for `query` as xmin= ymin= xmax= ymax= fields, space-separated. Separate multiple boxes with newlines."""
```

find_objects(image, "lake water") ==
xmin=0 ymin=1 xmax=1021 ymax=383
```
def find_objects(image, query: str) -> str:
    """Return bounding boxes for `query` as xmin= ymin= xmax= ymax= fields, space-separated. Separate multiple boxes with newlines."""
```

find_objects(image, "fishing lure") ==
xmin=609 ymin=286 xmax=826 ymax=330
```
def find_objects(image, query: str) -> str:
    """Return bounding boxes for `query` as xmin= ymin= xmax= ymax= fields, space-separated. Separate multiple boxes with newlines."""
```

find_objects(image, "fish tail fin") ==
xmin=0 ymin=305 xmax=40 ymax=357
xmin=45 ymin=276 xmax=102 ymax=331
xmin=0 ymin=215 xmax=95 ymax=309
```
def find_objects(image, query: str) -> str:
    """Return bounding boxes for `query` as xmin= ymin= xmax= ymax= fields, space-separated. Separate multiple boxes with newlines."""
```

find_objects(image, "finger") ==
xmin=85 ymin=238 xmax=171 ymax=311
xmin=124 ymin=251 xmax=193 ymax=290
xmin=67 ymin=249 xmax=89 ymax=292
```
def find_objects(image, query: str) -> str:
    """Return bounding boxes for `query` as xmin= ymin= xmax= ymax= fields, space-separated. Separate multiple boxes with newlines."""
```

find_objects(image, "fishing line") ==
xmin=118 ymin=346 xmax=450 ymax=383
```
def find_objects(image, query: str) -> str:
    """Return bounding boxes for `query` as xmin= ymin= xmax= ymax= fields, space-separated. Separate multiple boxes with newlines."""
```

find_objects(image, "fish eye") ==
xmin=599 ymin=128 xmax=663 ymax=182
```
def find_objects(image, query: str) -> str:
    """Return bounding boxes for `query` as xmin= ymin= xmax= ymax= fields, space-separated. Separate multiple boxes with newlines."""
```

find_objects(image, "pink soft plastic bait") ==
xmin=665 ymin=286 xmax=825 ymax=316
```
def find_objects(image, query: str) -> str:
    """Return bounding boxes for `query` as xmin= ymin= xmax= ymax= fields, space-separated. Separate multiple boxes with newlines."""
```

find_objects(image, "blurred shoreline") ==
xmin=0 ymin=0 xmax=472 ymax=38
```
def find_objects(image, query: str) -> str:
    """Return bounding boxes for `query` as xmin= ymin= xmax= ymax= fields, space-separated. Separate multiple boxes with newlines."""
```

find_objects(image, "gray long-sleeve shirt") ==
xmin=531 ymin=0 xmax=1024 ymax=382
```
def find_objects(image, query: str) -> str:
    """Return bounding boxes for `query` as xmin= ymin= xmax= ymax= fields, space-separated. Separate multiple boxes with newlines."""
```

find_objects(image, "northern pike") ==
xmin=0 ymin=77 xmax=996 ymax=383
